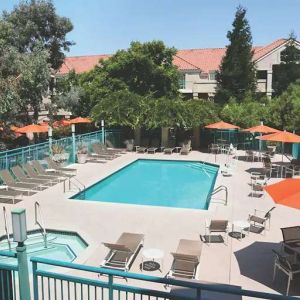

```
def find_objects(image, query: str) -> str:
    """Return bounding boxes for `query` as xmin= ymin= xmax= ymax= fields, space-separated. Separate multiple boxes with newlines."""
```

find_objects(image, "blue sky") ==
xmin=1 ymin=0 xmax=299 ymax=56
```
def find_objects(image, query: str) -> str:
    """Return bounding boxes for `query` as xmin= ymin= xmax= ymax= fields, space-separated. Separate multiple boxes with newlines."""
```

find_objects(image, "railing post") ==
xmin=108 ymin=274 xmax=113 ymax=300
xmin=72 ymin=124 xmax=76 ymax=163
xmin=16 ymin=243 xmax=31 ymax=300
xmin=5 ymin=153 xmax=8 ymax=169
xmin=48 ymin=127 xmax=53 ymax=156
xmin=197 ymin=288 xmax=201 ymax=299
xmin=32 ymin=260 xmax=39 ymax=300
xmin=101 ymin=120 xmax=105 ymax=144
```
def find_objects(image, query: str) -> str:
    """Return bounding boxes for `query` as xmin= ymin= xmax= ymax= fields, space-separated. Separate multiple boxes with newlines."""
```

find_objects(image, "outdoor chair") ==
xmin=245 ymin=150 xmax=256 ymax=161
xmin=180 ymin=140 xmax=192 ymax=155
xmin=11 ymin=165 xmax=51 ymax=188
xmin=167 ymin=239 xmax=202 ymax=280
xmin=209 ymin=143 xmax=220 ymax=154
xmin=0 ymin=169 xmax=40 ymax=195
xmin=124 ymin=139 xmax=134 ymax=151
xmin=101 ymin=232 xmax=144 ymax=272
xmin=262 ymin=157 xmax=279 ymax=178
xmin=164 ymin=140 xmax=176 ymax=154
xmin=147 ymin=138 xmax=160 ymax=154
xmin=23 ymin=163 xmax=62 ymax=183
xmin=0 ymin=188 xmax=23 ymax=204
xmin=32 ymin=160 xmax=73 ymax=179
xmin=272 ymin=249 xmax=300 ymax=295
xmin=136 ymin=138 xmax=150 ymax=153
xmin=91 ymin=144 xmax=117 ymax=159
xmin=204 ymin=220 xmax=229 ymax=245
xmin=281 ymin=226 xmax=300 ymax=258
xmin=46 ymin=157 xmax=77 ymax=174
xmin=248 ymin=207 xmax=275 ymax=233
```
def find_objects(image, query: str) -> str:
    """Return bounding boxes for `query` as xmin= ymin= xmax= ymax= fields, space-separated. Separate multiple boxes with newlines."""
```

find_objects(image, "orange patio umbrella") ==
xmin=264 ymin=179 xmax=300 ymax=210
xmin=205 ymin=121 xmax=240 ymax=130
xmin=256 ymin=131 xmax=300 ymax=161
xmin=53 ymin=119 xmax=71 ymax=127
xmin=14 ymin=124 xmax=49 ymax=134
xmin=243 ymin=125 xmax=280 ymax=134
xmin=69 ymin=117 xmax=91 ymax=124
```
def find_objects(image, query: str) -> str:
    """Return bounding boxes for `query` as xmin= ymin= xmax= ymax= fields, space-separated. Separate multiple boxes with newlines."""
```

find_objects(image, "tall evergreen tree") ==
xmin=272 ymin=32 xmax=300 ymax=96
xmin=215 ymin=6 xmax=256 ymax=104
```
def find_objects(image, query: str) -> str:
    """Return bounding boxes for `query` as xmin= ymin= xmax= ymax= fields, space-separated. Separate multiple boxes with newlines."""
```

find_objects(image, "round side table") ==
xmin=141 ymin=248 xmax=164 ymax=272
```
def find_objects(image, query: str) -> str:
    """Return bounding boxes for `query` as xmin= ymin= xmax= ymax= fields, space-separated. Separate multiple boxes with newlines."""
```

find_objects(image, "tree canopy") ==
xmin=0 ymin=0 xmax=74 ymax=70
xmin=272 ymin=33 xmax=300 ymax=96
xmin=215 ymin=6 xmax=256 ymax=104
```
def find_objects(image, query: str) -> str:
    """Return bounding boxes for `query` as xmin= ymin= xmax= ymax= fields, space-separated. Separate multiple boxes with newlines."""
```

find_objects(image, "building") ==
xmin=58 ymin=38 xmax=300 ymax=100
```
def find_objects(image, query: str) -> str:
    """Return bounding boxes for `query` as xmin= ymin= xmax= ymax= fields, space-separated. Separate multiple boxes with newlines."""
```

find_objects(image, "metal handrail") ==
xmin=209 ymin=185 xmax=228 ymax=205
xmin=63 ymin=177 xmax=86 ymax=194
xmin=2 ymin=207 xmax=11 ymax=251
xmin=34 ymin=201 xmax=47 ymax=248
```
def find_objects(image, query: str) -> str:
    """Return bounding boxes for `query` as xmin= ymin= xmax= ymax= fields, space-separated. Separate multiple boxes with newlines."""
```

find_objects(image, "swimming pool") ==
xmin=0 ymin=229 xmax=88 ymax=272
xmin=72 ymin=159 xmax=219 ymax=209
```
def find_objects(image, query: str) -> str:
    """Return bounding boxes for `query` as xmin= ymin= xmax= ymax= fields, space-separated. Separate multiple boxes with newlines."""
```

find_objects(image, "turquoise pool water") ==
xmin=0 ymin=230 xmax=88 ymax=272
xmin=72 ymin=159 xmax=219 ymax=209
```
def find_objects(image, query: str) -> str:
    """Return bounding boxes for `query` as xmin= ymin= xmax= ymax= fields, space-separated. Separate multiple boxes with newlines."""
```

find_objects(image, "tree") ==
xmin=215 ymin=6 xmax=256 ymax=104
xmin=272 ymin=33 xmax=300 ymax=96
xmin=220 ymin=95 xmax=269 ymax=128
xmin=0 ymin=0 xmax=74 ymax=70
xmin=92 ymin=90 xmax=149 ymax=130
xmin=268 ymin=79 xmax=300 ymax=130
xmin=82 ymin=40 xmax=179 ymax=106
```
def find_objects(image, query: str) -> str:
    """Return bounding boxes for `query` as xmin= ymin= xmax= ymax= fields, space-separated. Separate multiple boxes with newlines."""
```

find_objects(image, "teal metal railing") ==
xmin=0 ymin=129 xmax=122 ymax=170
xmin=0 ymin=250 xmax=19 ymax=300
xmin=31 ymin=256 xmax=299 ymax=300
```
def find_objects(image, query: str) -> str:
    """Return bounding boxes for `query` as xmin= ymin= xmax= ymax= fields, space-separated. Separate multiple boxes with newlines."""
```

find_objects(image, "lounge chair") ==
xmin=205 ymin=220 xmax=229 ymax=244
xmin=167 ymin=239 xmax=202 ymax=279
xmin=248 ymin=207 xmax=275 ymax=233
xmin=91 ymin=144 xmax=116 ymax=159
xmin=46 ymin=157 xmax=77 ymax=174
xmin=272 ymin=249 xmax=300 ymax=295
xmin=11 ymin=166 xmax=52 ymax=188
xmin=124 ymin=139 xmax=134 ymax=151
xmin=23 ymin=163 xmax=62 ymax=183
xmin=32 ymin=160 xmax=74 ymax=179
xmin=220 ymin=163 xmax=233 ymax=176
xmin=0 ymin=169 xmax=40 ymax=195
xmin=0 ymin=188 xmax=23 ymax=204
xmin=281 ymin=226 xmax=300 ymax=257
xmin=101 ymin=232 xmax=144 ymax=271
xmin=164 ymin=140 xmax=176 ymax=154
xmin=147 ymin=138 xmax=160 ymax=154
xmin=180 ymin=140 xmax=192 ymax=155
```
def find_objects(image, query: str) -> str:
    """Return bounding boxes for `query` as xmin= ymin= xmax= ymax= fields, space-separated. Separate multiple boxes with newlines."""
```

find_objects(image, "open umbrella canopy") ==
xmin=14 ymin=124 xmax=49 ymax=133
xmin=243 ymin=125 xmax=280 ymax=134
xmin=205 ymin=121 xmax=240 ymax=130
xmin=69 ymin=117 xmax=91 ymax=124
xmin=256 ymin=131 xmax=300 ymax=143
xmin=264 ymin=179 xmax=300 ymax=210
xmin=53 ymin=119 xmax=71 ymax=127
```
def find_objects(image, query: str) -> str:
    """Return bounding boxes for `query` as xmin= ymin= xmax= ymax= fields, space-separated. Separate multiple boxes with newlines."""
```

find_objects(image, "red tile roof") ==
xmin=58 ymin=39 xmax=286 ymax=75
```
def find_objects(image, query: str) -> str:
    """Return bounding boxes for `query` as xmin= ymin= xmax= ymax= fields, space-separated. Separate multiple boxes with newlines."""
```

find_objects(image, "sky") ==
xmin=1 ymin=0 xmax=299 ymax=57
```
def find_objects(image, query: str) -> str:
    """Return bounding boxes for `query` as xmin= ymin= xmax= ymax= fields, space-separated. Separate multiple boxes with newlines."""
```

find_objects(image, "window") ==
xmin=257 ymin=70 xmax=267 ymax=80
xmin=178 ymin=74 xmax=186 ymax=89
xmin=199 ymin=72 xmax=208 ymax=79
xmin=209 ymin=71 xmax=217 ymax=80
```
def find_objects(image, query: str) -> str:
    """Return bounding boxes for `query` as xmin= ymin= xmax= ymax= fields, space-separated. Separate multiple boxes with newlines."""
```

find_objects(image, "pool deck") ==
xmin=0 ymin=150 xmax=300 ymax=296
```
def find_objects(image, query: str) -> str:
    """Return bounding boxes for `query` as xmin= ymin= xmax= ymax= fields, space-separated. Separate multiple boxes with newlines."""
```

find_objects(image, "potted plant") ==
xmin=51 ymin=144 xmax=70 ymax=163
xmin=77 ymin=144 xmax=88 ymax=164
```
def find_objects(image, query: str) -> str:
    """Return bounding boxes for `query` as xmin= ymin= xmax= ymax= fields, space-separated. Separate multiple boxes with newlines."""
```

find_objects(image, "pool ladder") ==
xmin=35 ymin=201 xmax=47 ymax=248
xmin=207 ymin=185 xmax=228 ymax=206
xmin=63 ymin=177 xmax=86 ymax=194
xmin=2 ymin=207 xmax=11 ymax=251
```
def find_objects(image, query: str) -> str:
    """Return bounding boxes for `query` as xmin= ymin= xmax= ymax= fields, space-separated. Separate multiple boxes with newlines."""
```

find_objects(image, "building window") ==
xmin=178 ymin=74 xmax=186 ymax=89
xmin=209 ymin=71 xmax=217 ymax=80
xmin=257 ymin=70 xmax=267 ymax=80
xmin=200 ymin=72 xmax=208 ymax=79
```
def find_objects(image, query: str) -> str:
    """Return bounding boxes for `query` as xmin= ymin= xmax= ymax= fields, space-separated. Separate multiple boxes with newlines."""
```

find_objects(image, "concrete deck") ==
xmin=0 ymin=150 xmax=299 ymax=296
